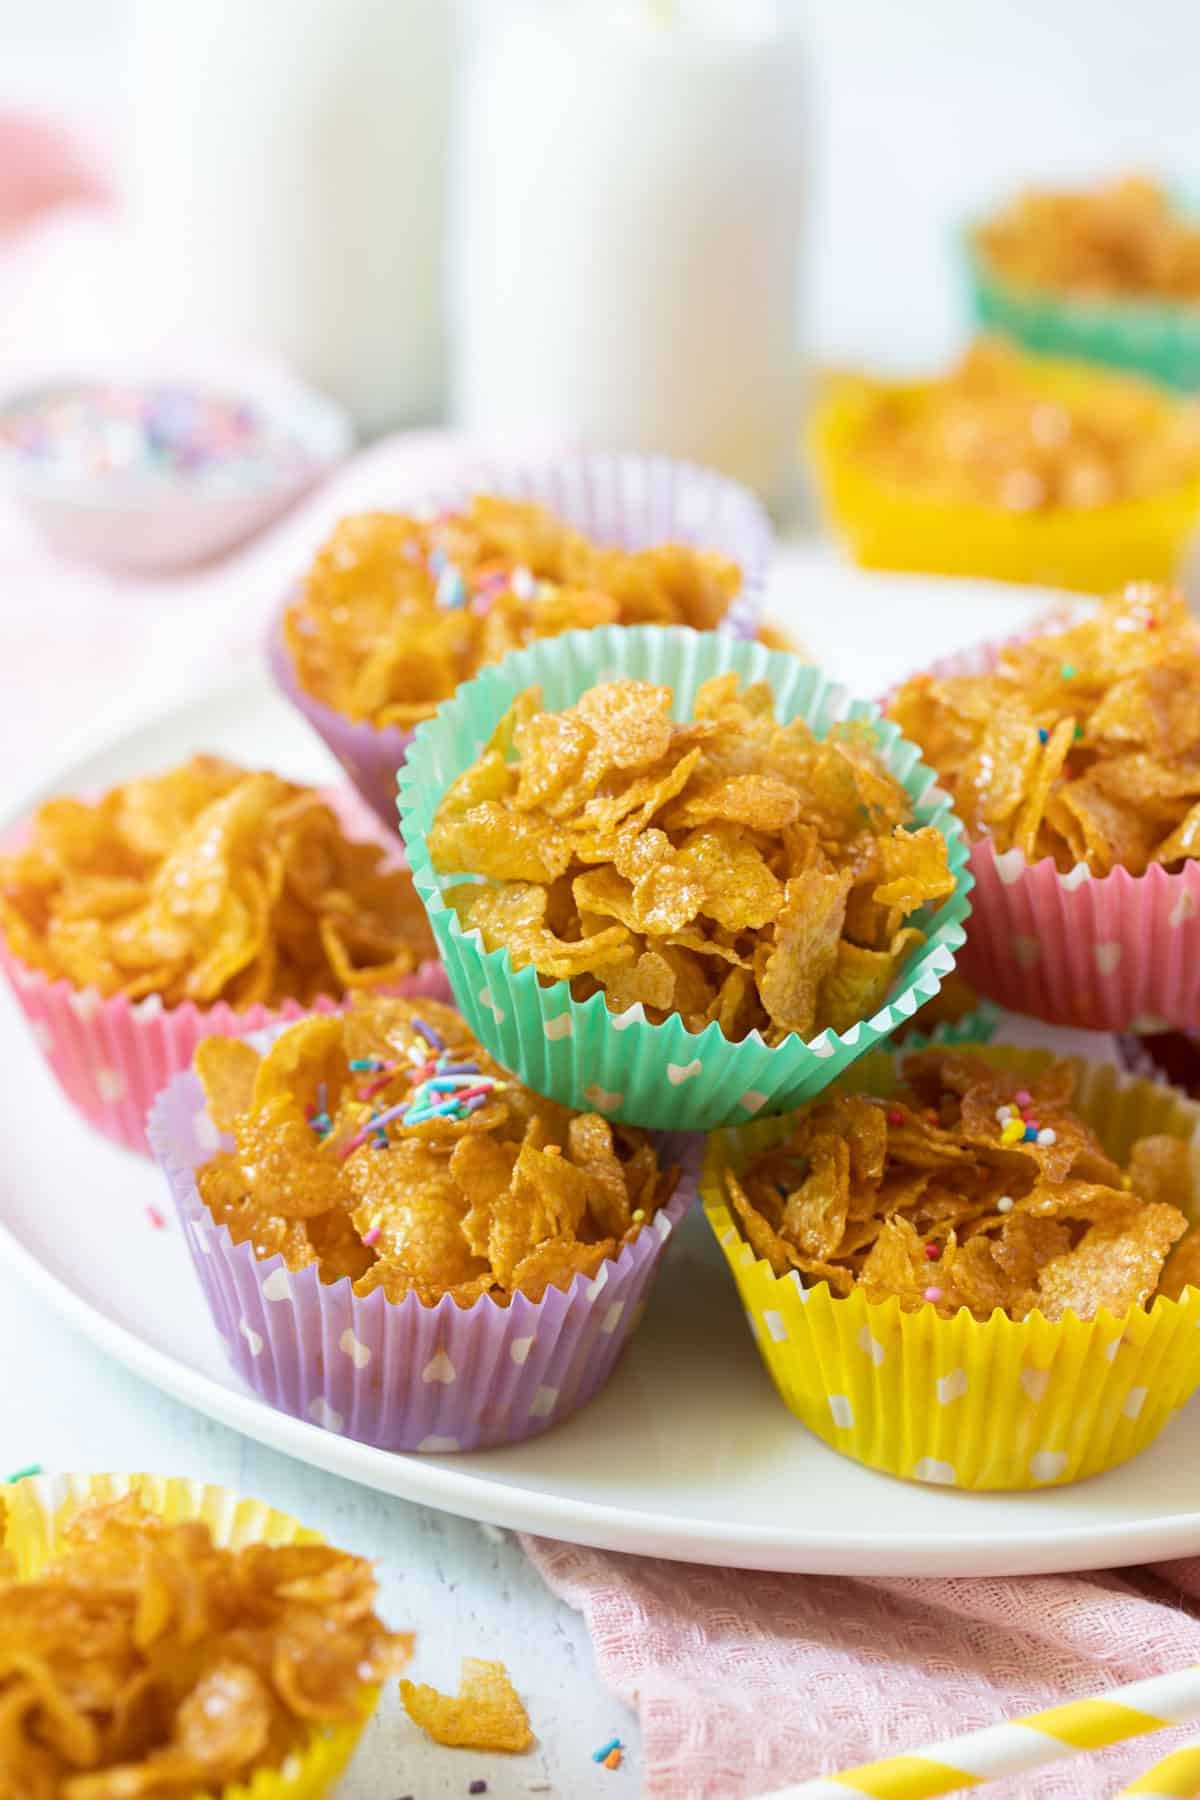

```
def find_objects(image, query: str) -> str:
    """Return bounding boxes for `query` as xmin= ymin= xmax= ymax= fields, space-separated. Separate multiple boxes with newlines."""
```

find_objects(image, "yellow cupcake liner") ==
xmin=2 ymin=1472 xmax=378 ymax=1799
xmin=702 ymin=1045 xmax=1200 ymax=1490
xmin=807 ymin=361 xmax=1200 ymax=593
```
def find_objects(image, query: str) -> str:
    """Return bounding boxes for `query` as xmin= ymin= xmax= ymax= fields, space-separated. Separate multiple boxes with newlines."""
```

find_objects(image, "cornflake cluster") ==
xmin=284 ymin=494 xmax=743 ymax=727
xmin=976 ymin=174 xmax=1200 ymax=301
xmin=891 ymin=584 xmax=1200 ymax=875
xmin=0 ymin=755 xmax=433 ymax=1006
xmin=430 ymin=674 xmax=955 ymax=1044
xmin=727 ymin=1050 xmax=1200 ymax=1321
xmin=854 ymin=340 xmax=1200 ymax=513
xmin=0 ymin=1494 xmax=409 ymax=1799
xmin=195 ymin=998 xmax=676 ymax=1305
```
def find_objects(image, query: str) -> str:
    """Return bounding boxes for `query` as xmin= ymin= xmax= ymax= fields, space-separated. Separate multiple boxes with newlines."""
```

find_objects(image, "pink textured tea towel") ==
xmin=523 ymin=1536 xmax=1200 ymax=1798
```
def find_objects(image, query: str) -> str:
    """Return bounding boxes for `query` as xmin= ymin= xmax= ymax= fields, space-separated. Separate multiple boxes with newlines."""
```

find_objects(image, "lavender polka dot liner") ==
xmin=146 ymin=1027 xmax=698 ymax=1453
xmin=269 ymin=451 xmax=772 ymax=829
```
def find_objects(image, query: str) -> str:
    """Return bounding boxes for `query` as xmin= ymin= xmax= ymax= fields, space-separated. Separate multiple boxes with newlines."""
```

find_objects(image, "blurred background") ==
xmin=5 ymin=0 xmax=1199 ymax=383
xmin=3 ymin=0 xmax=1200 ymax=758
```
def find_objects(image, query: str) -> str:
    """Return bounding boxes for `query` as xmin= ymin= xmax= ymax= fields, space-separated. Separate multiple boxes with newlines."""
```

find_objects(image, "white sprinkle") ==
xmin=1038 ymin=1128 xmax=1058 ymax=1147
xmin=997 ymin=1195 xmax=1014 ymax=1214
xmin=995 ymin=1104 xmax=1014 ymax=1123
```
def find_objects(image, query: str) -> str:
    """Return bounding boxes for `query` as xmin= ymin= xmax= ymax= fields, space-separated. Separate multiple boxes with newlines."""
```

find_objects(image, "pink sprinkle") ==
xmin=359 ymin=1073 xmax=396 ymax=1102
xmin=453 ymin=1082 xmax=494 ymax=1106
xmin=924 ymin=1243 xmax=940 ymax=1261
xmin=1015 ymin=1089 xmax=1033 ymax=1107
xmin=923 ymin=1286 xmax=943 ymax=1303
xmin=362 ymin=1226 xmax=381 ymax=1247
xmin=887 ymin=1109 xmax=904 ymax=1126
xmin=146 ymin=1205 xmax=166 ymax=1230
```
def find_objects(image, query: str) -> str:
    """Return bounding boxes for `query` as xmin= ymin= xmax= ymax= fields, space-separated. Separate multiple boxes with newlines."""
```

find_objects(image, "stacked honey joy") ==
xmin=6 ymin=445 xmax=1200 ymax=1499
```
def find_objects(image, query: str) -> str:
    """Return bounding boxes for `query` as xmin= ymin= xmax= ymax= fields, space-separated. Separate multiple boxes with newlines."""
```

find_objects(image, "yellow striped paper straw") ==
xmin=1118 ymin=1736 xmax=1200 ymax=1797
xmin=758 ymin=1664 xmax=1200 ymax=1799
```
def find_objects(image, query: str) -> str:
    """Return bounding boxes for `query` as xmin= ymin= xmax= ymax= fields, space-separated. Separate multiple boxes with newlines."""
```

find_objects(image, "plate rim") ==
xmin=5 ymin=651 xmax=1200 ymax=1578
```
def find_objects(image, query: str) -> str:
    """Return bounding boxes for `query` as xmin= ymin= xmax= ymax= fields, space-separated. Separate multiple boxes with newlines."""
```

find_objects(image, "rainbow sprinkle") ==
xmin=4 ymin=1463 xmax=42 ymax=1483
xmin=592 ymin=1739 xmax=623 ymax=1765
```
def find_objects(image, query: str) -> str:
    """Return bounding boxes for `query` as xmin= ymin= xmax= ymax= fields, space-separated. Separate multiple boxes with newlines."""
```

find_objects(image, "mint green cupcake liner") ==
xmin=899 ymin=997 xmax=999 ymax=1052
xmin=398 ymin=626 xmax=973 ymax=1130
xmin=964 ymin=236 xmax=1200 ymax=391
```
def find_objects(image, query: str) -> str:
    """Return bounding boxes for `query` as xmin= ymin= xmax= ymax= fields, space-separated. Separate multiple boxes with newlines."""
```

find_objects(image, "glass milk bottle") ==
xmin=453 ymin=0 xmax=805 ymax=504
xmin=125 ymin=0 xmax=451 ymax=435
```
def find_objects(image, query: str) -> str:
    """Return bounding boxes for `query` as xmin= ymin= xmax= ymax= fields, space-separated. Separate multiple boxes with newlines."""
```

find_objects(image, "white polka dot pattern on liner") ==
xmin=601 ymin=1302 xmax=625 ymax=1335
xmin=827 ymin=1394 xmax=854 ymax=1429
xmin=739 ymin=1089 xmax=768 ymax=1115
xmin=422 ymin=1350 xmax=457 ymax=1385
xmin=1011 ymin=935 xmax=1041 ymax=970
xmin=529 ymin=1386 xmax=559 ymax=1418
xmin=586 ymin=1265 xmax=609 ymax=1301
xmin=935 ymin=1368 xmax=968 ymax=1405
xmin=1122 ymin=1386 xmax=1149 ymax=1420
xmin=68 ymin=989 xmax=99 ymax=1020
xmin=1020 ymin=1367 xmax=1050 ymax=1403
xmin=418 ymin=1435 xmax=461 ymax=1453
xmin=95 ymin=1067 xmax=126 ymax=1103
xmin=510 ymin=1336 xmax=535 ymax=1365
xmin=610 ymin=1004 xmax=646 ymax=1032
xmin=308 ymin=1397 xmax=345 ymax=1433
xmin=1059 ymin=863 xmax=1091 ymax=891
xmin=31 ymin=1021 xmax=54 ymax=1054
xmin=261 ymin=1267 xmax=291 ymax=1303
xmin=856 ymin=1326 xmax=886 ymax=1367
xmin=913 ymin=1457 xmax=956 ymax=1485
xmin=583 ymin=1084 xmax=623 ymax=1114
xmin=338 ymin=1329 xmax=371 ymax=1370
xmin=1030 ymin=1450 xmax=1068 ymax=1483
xmin=238 ymin=1319 xmax=264 ymax=1357
xmin=1171 ymin=890 xmax=1198 ymax=928
xmin=667 ymin=1059 xmax=703 ymax=1086
xmin=543 ymin=1012 xmax=573 ymax=1041
xmin=478 ymin=985 xmax=505 ymax=1024
xmin=762 ymin=1310 xmax=787 ymax=1343
xmin=1094 ymin=942 xmax=1122 ymax=976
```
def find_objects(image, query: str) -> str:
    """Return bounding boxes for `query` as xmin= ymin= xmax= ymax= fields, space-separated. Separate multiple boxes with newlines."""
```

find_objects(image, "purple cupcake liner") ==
xmin=269 ymin=451 xmax=772 ymax=828
xmin=147 ymin=1044 xmax=698 ymax=1454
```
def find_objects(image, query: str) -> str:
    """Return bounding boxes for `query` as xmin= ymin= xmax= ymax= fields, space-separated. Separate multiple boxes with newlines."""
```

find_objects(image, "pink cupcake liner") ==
xmin=270 ymin=451 xmax=772 ymax=828
xmin=893 ymin=628 xmax=1200 ymax=1032
xmin=147 ymin=1048 xmax=698 ymax=1453
xmin=0 ymin=785 xmax=448 ymax=1155
xmin=0 ymin=942 xmax=450 ymax=1157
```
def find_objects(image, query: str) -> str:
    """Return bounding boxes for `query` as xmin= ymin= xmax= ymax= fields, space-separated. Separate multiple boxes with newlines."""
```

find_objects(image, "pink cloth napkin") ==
xmin=522 ymin=1536 xmax=1200 ymax=1797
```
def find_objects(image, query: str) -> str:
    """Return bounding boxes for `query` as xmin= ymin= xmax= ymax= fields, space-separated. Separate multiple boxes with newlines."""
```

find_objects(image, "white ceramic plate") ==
xmin=6 ymin=557 xmax=1198 ymax=1579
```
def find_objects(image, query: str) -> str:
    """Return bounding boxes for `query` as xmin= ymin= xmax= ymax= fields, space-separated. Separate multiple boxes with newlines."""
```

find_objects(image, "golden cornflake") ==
xmin=852 ymin=340 xmax=1200 ymax=513
xmin=195 ymin=997 xmax=676 ymax=1306
xmin=430 ymin=675 xmax=954 ymax=1045
xmin=976 ymin=174 xmax=1200 ymax=302
xmin=890 ymin=583 xmax=1200 ymax=875
xmin=284 ymin=494 xmax=743 ymax=728
xmin=730 ymin=1050 xmax=1197 ymax=1321
xmin=400 ymin=1656 xmax=533 ymax=1753
xmin=0 ymin=755 xmax=435 ymax=1006
xmin=0 ymin=1495 xmax=409 ymax=1798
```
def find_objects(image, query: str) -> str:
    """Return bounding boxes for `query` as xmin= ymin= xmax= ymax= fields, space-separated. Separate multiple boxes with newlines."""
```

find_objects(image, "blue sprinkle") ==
xmin=428 ymin=545 xmax=448 ymax=574
xmin=1023 ymin=1125 xmax=1038 ymax=1143
xmin=436 ymin=563 xmax=468 ymax=609
xmin=592 ymin=1738 xmax=622 ymax=1764
xmin=1038 ymin=727 xmax=1049 ymax=744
